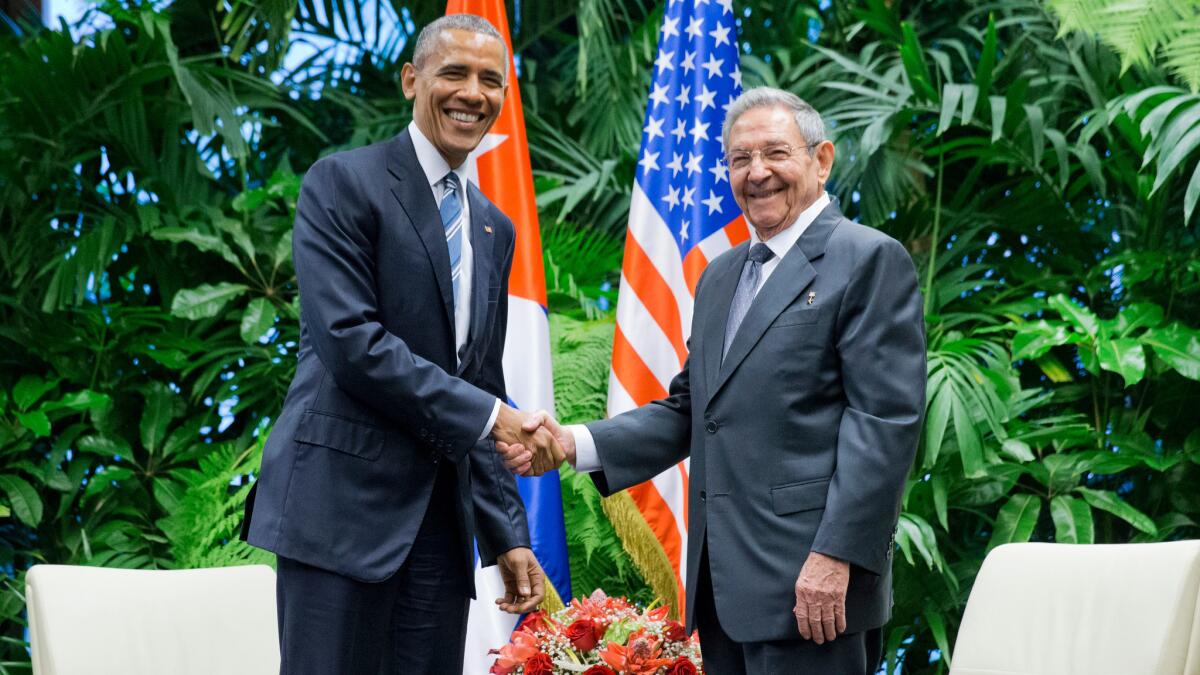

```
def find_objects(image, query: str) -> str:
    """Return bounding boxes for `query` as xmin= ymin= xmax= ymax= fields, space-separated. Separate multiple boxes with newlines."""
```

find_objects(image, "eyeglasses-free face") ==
xmin=401 ymin=29 xmax=508 ymax=168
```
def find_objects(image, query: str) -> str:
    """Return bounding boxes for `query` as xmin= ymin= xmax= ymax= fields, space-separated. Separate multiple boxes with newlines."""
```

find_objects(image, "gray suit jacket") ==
xmin=243 ymin=131 xmax=530 ymax=591
xmin=587 ymin=202 xmax=925 ymax=642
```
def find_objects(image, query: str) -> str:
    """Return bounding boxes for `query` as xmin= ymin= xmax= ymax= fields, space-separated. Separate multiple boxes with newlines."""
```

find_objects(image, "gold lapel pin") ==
xmin=807 ymin=291 xmax=816 ymax=305
xmin=483 ymin=225 xmax=493 ymax=234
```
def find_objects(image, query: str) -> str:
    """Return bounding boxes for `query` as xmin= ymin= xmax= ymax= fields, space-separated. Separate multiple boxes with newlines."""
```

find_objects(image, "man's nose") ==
xmin=457 ymin=76 xmax=485 ymax=102
xmin=746 ymin=158 xmax=772 ymax=182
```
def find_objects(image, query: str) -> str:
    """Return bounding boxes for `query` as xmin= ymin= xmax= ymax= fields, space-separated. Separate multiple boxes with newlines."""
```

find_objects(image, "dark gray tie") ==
xmin=723 ymin=243 xmax=775 ymax=360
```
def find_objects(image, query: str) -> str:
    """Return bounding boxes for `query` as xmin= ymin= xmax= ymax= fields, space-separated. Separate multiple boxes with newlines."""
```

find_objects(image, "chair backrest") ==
xmin=950 ymin=541 xmax=1200 ymax=675
xmin=26 ymin=564 xmax=279 ymax=675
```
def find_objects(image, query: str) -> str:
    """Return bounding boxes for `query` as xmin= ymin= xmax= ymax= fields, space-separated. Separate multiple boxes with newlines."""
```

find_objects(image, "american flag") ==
xmin=608 ymin=0 xmax=747 ymax=615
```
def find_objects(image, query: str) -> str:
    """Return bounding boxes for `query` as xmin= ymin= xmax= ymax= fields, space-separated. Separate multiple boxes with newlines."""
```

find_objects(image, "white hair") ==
xmin=721 ymin=87 xmax=827 ymax=153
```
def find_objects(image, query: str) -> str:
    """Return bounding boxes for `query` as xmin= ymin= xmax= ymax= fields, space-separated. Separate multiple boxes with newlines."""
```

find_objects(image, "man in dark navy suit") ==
xmin=242 ymin=13 xmax=564 ymax=674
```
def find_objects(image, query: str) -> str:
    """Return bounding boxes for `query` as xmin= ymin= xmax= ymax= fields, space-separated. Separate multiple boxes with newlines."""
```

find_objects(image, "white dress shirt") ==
xmin=570 ymin=192 xmax=832 ymax=471
xmin=408 ymin=122 xmax=501 ymax=442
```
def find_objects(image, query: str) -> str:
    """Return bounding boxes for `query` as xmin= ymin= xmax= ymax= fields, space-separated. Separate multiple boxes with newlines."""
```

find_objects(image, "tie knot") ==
xmin=748 ymin=243 xmax=774 ymax=264
xmin=443 ymin=172 xmax=461 ymax=193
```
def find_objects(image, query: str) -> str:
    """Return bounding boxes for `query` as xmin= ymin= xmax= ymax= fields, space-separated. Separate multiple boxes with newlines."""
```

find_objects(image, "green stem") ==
xmin=924 ymin=151 xmax=945 ymax=315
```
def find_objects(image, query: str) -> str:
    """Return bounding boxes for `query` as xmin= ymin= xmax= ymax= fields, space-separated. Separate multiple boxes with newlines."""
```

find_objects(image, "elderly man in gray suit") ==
xmin=501 ymin=87 xmax=926 ymax=674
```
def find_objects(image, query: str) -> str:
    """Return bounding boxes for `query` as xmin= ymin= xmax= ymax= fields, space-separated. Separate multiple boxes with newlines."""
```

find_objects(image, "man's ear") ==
xmin=400 ymin=63 xmax=417 ymax=100
xmin=815 ymin=140 xmax=836 ymax=183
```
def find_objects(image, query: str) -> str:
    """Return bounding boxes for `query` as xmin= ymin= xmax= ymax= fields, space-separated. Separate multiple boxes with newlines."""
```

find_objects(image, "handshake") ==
xmin=489 ymin=405 xmax=575 ymax=477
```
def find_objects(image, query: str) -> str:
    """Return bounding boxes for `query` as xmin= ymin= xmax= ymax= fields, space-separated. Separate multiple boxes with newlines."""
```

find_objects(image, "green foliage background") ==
xmin=1 ymin=0 xmax=1199 ymax=672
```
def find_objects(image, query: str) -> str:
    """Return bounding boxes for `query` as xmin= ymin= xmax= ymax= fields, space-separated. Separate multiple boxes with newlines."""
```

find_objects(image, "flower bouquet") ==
xmin=489 ymin=590 xmax=704 ymax=674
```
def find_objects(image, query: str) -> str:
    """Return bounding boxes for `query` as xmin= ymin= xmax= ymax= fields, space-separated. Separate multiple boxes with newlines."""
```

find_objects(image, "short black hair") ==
xmin=412 ymin=14 xmax=508 ymax=76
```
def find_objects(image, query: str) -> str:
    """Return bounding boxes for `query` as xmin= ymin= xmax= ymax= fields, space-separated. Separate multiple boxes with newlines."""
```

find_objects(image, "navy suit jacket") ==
xmin=244 ymin=130 xmax=530 ymax=590
xmin=587 ymin=203 xmax=926 ymax=642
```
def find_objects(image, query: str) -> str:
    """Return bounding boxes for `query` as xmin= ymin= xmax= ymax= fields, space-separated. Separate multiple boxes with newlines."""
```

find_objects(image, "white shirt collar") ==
xmin=408 ymin=121 xmax=466 ymax=191
xmin=748 ymin=192 xmax=831 ymax=260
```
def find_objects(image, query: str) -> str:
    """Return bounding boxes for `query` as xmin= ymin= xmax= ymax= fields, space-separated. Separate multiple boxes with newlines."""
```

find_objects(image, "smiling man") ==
xmin=242 ymin=13 xmax=564 ymax=674
xmin=502 ymin=87 xmax=927 ymax=673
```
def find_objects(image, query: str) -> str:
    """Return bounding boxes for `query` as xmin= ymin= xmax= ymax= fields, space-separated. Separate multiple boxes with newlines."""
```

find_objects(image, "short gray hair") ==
xmin=412 ymin=14 xmax=508 ymax=75
xmin=721 ymin=87 xmax=827 ymax=153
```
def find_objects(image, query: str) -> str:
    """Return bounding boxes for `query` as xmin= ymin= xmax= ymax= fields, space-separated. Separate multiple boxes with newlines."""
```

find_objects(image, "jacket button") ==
xmin=699 ymin=490 xmax=707 ymax=501
xmin=705 ymin=420 xmax=718 ymax=434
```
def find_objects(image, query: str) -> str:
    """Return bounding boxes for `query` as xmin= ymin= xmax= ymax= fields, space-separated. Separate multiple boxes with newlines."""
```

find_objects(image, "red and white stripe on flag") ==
xmin=609 ymin=0 xmax=747 ymax=615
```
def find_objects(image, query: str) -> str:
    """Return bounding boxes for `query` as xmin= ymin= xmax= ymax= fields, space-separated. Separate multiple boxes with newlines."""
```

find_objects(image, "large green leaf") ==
xmin=1114 ymin=303 xmax=1164 ymax=336
xmin=1096 ymin=338 xmax=1146 ymax=387
xmin=272 ymin=230 xmax=294 ymax=271
xmin=899 ymin=22 xmax=937 ymax=101
xmin=923 ymin=382 xmax=951 ymax=469
xmin=1077 ymin=488 xmax=1157 ymax=535
xmin=240 ymin=298 xmax=277 ymax=344
xmin=0 ymin=474 xmax=44 ymax=527
xmin=1048 ymin=294 xmax=1100 ymax=336
xmin=1143 ymin=323 xmax=1200 ymax=380
xmin=987 ymin=493 xmax=1041 ymax=552
xmin=170 ymin=283 xmax=250 ymax=320
xmin=1050 ymin=495 xmax=1094 ymax=544
xmin=896 ymin=512 xmax=944 ymax=571
xmin=77 ymin=435 xmax=131 ymax=459
xmin=14 ymin=410 xmax=51 ymax=437
xmin=13 ymin=375 xmax=59 ymax=411
xmin=152 ymin=228 xmax=242 ymax=268
xmin=1012 ymin=320 xmax=1074 ymax=360
xmin=925 ymin=608 xmax=952 ymax=665
xmin=141 ymin=383 xmax=179 ymax=455
xmin=42 ymin=390 xmax=112 ymax=413
xmin=974 ymin=14 xmax=997 ymax=103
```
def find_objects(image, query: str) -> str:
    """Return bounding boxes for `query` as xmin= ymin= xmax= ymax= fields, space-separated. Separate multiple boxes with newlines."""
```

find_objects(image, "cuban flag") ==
xmin=445 ymin=1 xmax=571 ymax=673
xmin=606 ymin=0 xmax=746 ymax=615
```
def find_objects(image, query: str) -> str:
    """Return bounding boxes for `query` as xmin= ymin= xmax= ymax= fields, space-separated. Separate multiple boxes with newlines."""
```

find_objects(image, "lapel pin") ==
xmin=483 ymin=225 xmax=493 ymax=234
xmin=808 ymin=291 xmax=816 ymax=305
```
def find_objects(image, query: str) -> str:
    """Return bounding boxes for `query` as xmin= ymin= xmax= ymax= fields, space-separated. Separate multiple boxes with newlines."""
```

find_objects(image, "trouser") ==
xmin=694 ymin=545 xmax=882 ymax=674
xmin=275 ymin=461 xmax=469 ymax=674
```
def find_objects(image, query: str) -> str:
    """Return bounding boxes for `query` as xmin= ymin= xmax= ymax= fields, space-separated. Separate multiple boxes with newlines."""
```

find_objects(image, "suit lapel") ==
xmin=386 ymin=131 xmax=456 ymax=339
xmin=702 ymin=245 xmax=748 ymax=398
xmin=457 ymin=185 xmax=496 ymax=376
xmin=707 ymin=202 xmax=843 ymax=405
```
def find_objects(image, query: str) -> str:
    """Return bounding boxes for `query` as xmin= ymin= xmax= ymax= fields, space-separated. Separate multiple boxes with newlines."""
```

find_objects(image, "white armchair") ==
xmin=950 ymin=541 xmax=1200 ymax=675
xmin=26 ymin=564 xmax=279 ymax=675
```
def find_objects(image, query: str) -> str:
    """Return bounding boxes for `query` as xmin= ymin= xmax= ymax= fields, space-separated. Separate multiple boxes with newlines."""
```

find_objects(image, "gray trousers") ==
xmin=695 ymin=545 xmax=883 ymax=674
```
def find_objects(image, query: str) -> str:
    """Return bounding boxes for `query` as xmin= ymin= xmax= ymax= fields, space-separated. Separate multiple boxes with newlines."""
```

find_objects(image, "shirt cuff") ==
xmin=569 ymin=424 xmax=601 ymax=472
xmin=478 ymin=398 xmax=502 ymax=442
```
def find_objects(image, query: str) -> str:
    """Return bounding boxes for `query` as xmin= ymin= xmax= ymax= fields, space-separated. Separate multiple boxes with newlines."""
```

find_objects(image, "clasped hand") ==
xmin=491 ymin=404 xmax=566 ymax=476
xmin=494 ymin=409 xmax=574 ymax=477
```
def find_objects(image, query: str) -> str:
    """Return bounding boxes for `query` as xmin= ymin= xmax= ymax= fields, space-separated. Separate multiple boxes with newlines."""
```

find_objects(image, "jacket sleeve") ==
xmin=293 ymin=156 xmax=496 ymax=462
xmin=585 ymin=265 xmax=717 ymax=496
xmin=586 ymin=351 xmax=694 ymax=496
xmin=810 ymin=236 xmax=926 ymax=575
xmin=468 ymin=219 xmax=531 ymax=564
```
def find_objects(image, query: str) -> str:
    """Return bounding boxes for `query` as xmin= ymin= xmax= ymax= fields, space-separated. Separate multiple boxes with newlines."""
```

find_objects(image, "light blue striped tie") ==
xmin=440 ymin=172 xmax=464 ymax=311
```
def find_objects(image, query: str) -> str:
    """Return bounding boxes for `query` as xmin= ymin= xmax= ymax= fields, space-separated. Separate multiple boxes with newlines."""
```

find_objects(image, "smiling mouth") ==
xmin=446 ymin=109 xmax=484 ymax=125
xmin=748 ymin=187 xmax=784 ymax=200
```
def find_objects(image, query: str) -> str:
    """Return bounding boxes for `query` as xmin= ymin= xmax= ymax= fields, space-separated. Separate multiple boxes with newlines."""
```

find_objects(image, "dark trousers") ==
xmin=694 ymin=546 xmax=882 ymax=675
xmin=275 ymin=462 xmax=469 ymax=674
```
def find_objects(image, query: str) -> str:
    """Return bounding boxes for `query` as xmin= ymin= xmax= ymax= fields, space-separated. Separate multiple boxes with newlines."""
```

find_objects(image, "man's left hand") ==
xmin=495 ymin=547 xmax=546 ymax=614
xmin=794 ymin=551 xmax=850 ymax=644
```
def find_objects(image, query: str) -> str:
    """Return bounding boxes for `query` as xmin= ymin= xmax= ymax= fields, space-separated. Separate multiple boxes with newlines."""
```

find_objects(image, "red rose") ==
xmin=666 ymin=656 xmax=699 ymax=675
xmin=664 ymin=620 xmax=687 ymax=642
xmin=518 ymin=611 xmax=554 ymax=634
xmin=566 ymin=618 xmax=599 ymax=652
xmin=582 ymin=666 xmax=617 ymax=675
xmin=524 ymin=653 xmax=554 ymax=675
